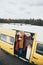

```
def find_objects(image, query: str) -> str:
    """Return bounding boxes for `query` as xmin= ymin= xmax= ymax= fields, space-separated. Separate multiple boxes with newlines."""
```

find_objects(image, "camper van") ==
xmin=0 ymin=28 xmax=43 ymax=65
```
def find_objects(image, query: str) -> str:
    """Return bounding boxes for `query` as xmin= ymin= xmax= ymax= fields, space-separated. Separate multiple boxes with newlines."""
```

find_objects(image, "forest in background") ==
xmin=0 ymin=18 xmax=43 ymax=26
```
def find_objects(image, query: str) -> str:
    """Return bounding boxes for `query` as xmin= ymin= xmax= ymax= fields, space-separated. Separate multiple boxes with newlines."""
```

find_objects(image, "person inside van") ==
xmin=23 ymin=33 xmax=32 ymax=59
xmin=15 ymin=32 xmax=19 ymax=52
xmin=24 ymin=33 xmax=32 ymax=48
xmin=18 ymin=32 xmax=24 ymax=56
xmin=26 ymin=43 xmax=32 ymax=60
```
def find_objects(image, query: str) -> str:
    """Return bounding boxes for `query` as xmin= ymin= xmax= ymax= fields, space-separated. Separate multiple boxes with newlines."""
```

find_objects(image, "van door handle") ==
xmin=33 ymin=56 xmax=38 ymax=60
xmin=10 ymin=48 xmax=13 ymax=49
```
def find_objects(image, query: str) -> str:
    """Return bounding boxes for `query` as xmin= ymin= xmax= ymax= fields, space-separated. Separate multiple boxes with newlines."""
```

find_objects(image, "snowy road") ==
xmin=0 ymin=49 xmax=35 ymax=65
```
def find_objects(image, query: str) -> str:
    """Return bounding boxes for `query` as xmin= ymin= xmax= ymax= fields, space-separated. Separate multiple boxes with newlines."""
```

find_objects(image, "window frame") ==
xmin=0 ymin=34 xmax=7 ymax=42
xmin=9 ymin=36 xmax=14 ymax=45
xmin=36 ymin=43 xmax=43 ymax=55
xmin=0 ymin=34 xmax=15 ymax=45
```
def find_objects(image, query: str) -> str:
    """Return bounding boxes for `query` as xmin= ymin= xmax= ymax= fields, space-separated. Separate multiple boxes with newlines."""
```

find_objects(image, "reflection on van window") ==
xmin=9 ymin=37 xmax=14 ymax=45
xmin=1 ymin=34 xmax=6 ymax=42
xmin=36 ymin=43 xmax=43 ymax=55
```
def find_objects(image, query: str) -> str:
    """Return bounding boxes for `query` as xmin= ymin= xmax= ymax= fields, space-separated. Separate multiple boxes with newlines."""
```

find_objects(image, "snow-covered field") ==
xmin=0 ymin=23 xmax=43 ymax=42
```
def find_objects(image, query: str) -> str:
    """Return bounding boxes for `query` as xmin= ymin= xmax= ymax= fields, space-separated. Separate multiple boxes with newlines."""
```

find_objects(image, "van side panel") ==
xmin=0 ymin=29 xmax=16 ymax=55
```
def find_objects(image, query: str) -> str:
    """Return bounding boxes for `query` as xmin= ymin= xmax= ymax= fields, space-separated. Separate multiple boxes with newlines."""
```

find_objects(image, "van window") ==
xmin=9 ymin=37 xmax=14 ymax=45
xmin=1 ymin=34 xmax=6 ymax=42
xmin=36 ymin=43 xmax=43 ymax=55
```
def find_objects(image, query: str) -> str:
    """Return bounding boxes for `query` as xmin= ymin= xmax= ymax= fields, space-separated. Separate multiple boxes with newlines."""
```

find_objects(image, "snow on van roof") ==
xmin=0 ymin=23 xmax=43 ymax=42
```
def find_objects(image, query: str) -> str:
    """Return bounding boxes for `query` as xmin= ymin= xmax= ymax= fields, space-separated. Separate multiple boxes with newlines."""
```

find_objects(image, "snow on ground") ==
xmin=0 ymin=23 xmax=43 ymax=42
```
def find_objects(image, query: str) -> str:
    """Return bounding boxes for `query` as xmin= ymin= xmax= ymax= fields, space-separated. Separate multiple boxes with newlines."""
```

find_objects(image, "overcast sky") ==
xmin=0 ymin=0 xmax=43 ymax=19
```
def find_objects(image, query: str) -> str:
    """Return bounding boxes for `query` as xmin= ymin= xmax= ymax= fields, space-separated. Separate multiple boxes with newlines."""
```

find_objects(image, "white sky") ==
xmin=0 ymin=0 xmax=43 ymax=19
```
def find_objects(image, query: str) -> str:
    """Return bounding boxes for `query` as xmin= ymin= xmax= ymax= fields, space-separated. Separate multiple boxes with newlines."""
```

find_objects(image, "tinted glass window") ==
xmin=9 ymin=37 xmax=14 ymax=45
xmin=1 ymin=34 xmax=6 ymax=42
xmin=36 ymin=43 xmax=43 ymax=55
